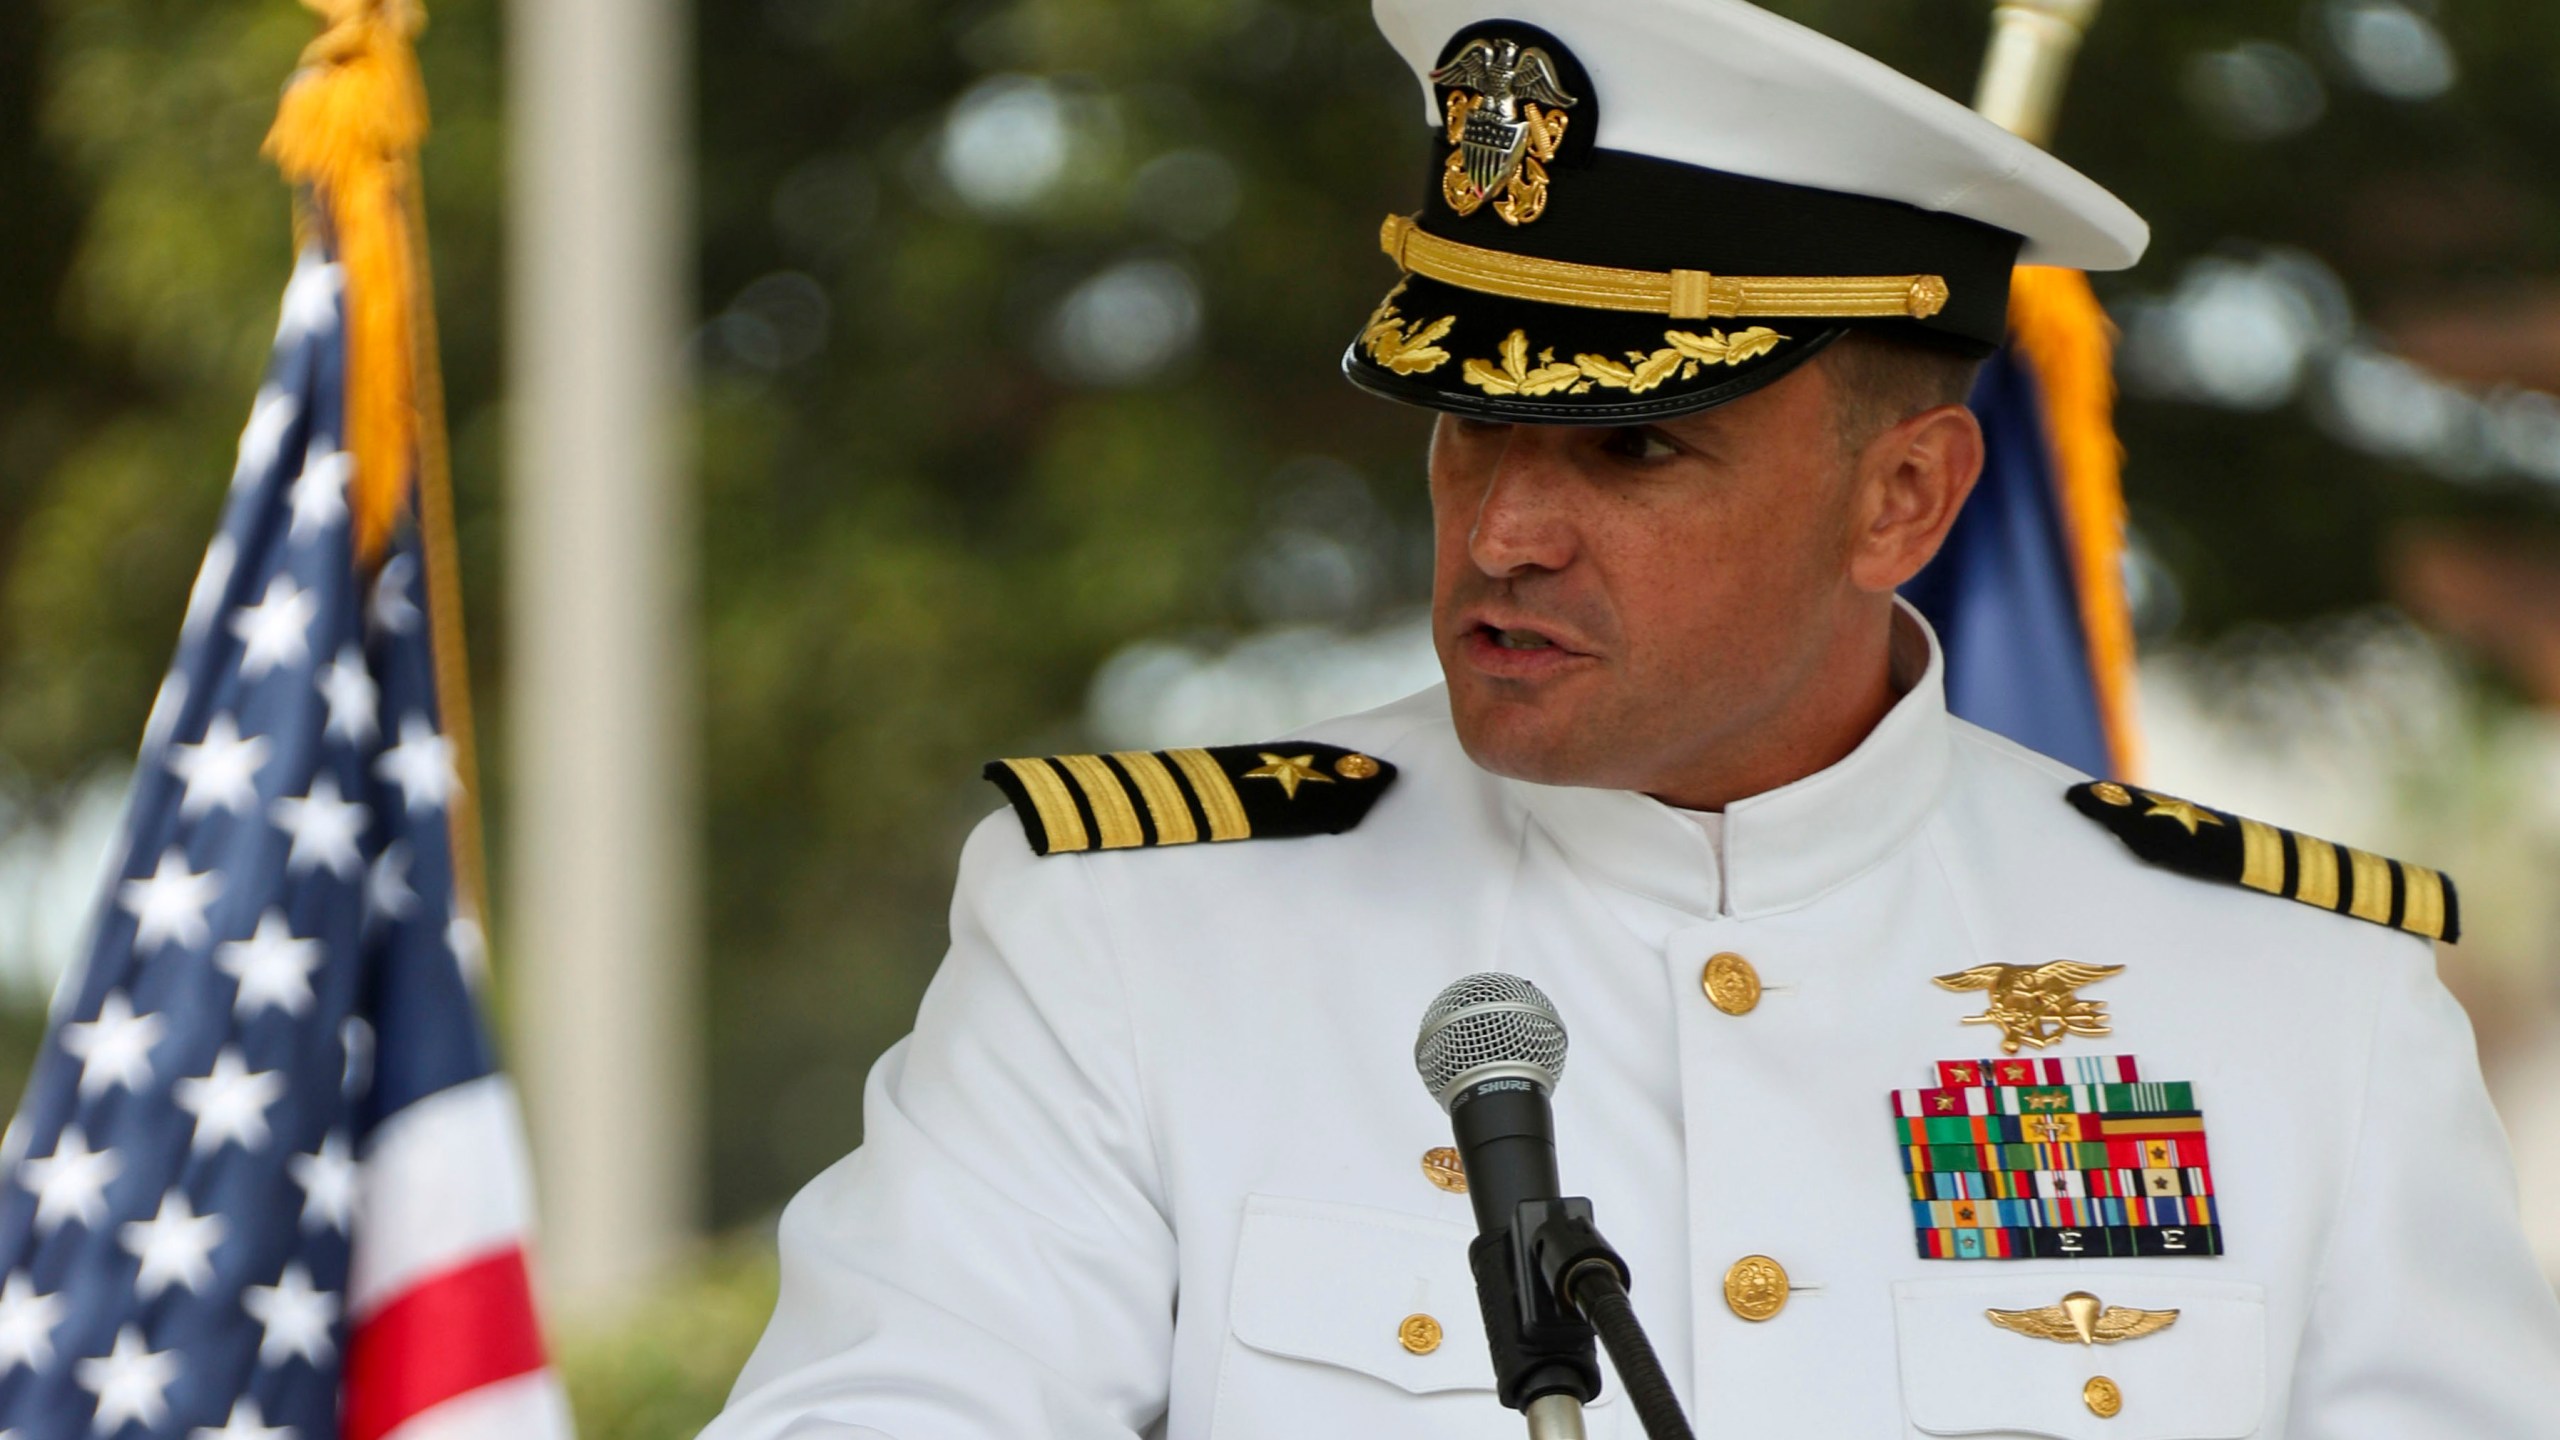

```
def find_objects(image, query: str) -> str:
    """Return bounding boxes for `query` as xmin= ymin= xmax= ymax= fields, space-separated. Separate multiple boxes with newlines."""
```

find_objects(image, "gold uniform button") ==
xmin=1701 ymin=952 xmax=1761 ymax=1016
xmin=1399 ymin=1313 xmax=1443 ymax=1355
xmin=2084 ymin=1375 xmax=2123 ymax=1418
xmin=1722 ymin=1255 xmax=1790 ymax=1321
xmin=1421 ymin=1146 xmax=1468 ymax=1194
xmin=1335 ymin=753 xmax=1381 ymax=780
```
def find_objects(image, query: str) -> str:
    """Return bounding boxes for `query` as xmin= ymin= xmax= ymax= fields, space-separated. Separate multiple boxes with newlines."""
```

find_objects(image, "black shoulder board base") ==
xmin=2067 ymin=781 xmax=2459 ymax=943
xmin=984 ymin=742 xmax=1397 ymax=856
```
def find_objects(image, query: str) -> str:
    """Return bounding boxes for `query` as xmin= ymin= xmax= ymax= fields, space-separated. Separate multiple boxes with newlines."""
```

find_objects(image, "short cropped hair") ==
xmin=1820 ymin=330 xmax=1984 ymax=455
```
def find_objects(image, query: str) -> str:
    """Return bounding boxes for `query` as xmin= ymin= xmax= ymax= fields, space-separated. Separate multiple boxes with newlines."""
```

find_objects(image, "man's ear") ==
xmin=1845 ymin=403 xmax=1983 ymax=594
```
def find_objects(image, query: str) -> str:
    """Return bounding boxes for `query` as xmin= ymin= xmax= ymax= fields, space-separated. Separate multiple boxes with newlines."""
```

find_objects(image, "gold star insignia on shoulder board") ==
xmin=2139 ymin=792 xmax=2222 ymax=835
xmin=2066 ymin=781 xmax=2461 ymax=943
xmin=1242 ymin=752 xmax=1335 ymax=800
xmin=983 ymin=742 xmax=1393 ymax=856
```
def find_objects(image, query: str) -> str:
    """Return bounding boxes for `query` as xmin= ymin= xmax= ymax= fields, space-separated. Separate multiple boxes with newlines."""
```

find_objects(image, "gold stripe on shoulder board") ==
xmin=1054 ymin=753 xmax=1145 ymax=850
xmin=996 ymin=757 xmax=1089 ymax=855
xmin=1110 ymin=750 xmax=1197 ymax=846
xmin=2068 ymin=781 xmax=2458 ymax=943
xmin=983 ymin=742 xmax=1400 ymax=857
xmin=1165 ymin=748 xmax=1252 ymax=842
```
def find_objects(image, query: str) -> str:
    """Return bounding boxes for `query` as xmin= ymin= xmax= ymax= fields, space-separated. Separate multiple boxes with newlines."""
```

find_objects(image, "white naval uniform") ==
xmin=705 ymin=614 xmax=2560 ymax=1439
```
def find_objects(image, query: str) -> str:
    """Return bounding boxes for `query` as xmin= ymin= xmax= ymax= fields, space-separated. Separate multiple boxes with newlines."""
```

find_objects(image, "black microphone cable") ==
xmin=1561 ymin=1262 xmax=1693 ymax=1440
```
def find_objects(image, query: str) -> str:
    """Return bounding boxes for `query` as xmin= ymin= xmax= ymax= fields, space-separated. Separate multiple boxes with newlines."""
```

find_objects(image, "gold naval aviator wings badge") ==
xmin=1933 ymin=960 xmax=2125 ymax=1054
xmin=1431 ymin=37 xmax=1578 ymax=226
xmin=1986 ymin=1290 xmax=2180 ymax=1346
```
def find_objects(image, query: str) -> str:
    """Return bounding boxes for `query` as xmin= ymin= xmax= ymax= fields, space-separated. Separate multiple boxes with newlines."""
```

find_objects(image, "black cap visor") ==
xmin=1343 ymin=270 xmax=1854 ymax=423
xmin=1343 ymin=118 xmax=2024 ymax=423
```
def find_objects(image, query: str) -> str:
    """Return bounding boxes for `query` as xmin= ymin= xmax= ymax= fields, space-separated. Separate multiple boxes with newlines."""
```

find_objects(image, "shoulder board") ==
xmin=983 ymin=742 xmax=1397 ymax=856
xmin=2066 ymin=781 xmax=2459 ymax=943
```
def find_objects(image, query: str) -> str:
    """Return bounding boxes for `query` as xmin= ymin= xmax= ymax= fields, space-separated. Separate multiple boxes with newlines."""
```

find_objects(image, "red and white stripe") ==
xmin=346 ymin=1075 xmax=573 ymax=1440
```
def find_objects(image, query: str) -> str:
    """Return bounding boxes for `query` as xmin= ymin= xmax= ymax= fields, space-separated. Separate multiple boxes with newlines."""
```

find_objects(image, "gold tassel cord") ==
xmin=2007 ymin=265 xmax=2143 ymax=779
xmin=261 ymin=0 xmax=488 ymax=925
xmin=262 ymin=0 xmax=429 ymax=569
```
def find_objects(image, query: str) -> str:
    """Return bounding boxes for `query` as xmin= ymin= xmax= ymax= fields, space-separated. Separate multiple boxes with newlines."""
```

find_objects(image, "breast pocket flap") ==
xmin=1894 ymin=1274 xmax=2266 ymax=1439
xmin=1229 ymin=1194 xmax=1516 ymax=1398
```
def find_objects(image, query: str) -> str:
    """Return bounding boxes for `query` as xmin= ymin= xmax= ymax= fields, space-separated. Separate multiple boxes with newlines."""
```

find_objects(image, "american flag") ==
xmin=0 ymin=247 xmax=573 ymax=1439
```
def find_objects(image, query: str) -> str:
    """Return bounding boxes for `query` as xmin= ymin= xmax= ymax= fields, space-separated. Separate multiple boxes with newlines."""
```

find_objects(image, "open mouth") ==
xmin=1460 ymin=618 xmax=1593 ymax=672
xmin=1482 ymin=624 xmax=1558 ymax=651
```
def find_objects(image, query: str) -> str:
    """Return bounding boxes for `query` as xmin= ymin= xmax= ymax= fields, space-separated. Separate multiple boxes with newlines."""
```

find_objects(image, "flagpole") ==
xmin=402 ymin=177 xmax=489 ymax=934
xmin=508 ymin=0 xmax=700 ymax=1310
xmin=1968 ymin=0 xmax=2145 ymax=781
xmin=1972 ymin=0 xmax=2102 ymax=149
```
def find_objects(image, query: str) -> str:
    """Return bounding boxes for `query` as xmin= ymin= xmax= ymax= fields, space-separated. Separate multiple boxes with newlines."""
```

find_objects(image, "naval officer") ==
xmin=704 ymin=1 xmax=2560 ymax=1435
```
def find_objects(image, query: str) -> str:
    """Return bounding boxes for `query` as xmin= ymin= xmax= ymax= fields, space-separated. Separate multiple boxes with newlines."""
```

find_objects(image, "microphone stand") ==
xmin=1478 ymin=1198 xmax=1696 ymax=1440
xmin=1531 ymin=1205 xmax=1692 ymax=1440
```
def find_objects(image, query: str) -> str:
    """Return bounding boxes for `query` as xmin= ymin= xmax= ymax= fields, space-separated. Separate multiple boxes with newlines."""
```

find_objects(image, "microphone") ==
xmin=1414 ymin=974 xmax=1696 ymax=1440
xmin=1414 ymin=974 xmax=1594 ymax=1439
xmin=1414 ymin=972 xmax=1571 ymax=1237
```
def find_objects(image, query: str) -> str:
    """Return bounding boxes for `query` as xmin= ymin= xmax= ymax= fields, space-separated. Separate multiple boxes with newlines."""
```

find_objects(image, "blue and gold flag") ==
xmin=1904 ymin=267 xmax=2140 ymax=778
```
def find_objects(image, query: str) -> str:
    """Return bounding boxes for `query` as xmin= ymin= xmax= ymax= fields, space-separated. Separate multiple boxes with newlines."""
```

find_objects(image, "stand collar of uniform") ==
xmin=1492 ymin=599 xmax=1952 ymax=920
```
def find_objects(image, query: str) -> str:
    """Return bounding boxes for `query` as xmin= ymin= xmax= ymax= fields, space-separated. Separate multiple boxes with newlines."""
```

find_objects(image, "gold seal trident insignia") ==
xmin=1431 ymin=38 xmax=1578 ymax=226
xmin=1932 ymin=960 xmax=2126 ymax=1054
xmin=1987 ymin=1291 xmax=2180 ymax=1347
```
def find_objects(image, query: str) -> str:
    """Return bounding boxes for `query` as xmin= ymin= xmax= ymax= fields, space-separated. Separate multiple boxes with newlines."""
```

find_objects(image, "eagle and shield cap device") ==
xmin=1343 ymin=0 xmax=2151 ymax=423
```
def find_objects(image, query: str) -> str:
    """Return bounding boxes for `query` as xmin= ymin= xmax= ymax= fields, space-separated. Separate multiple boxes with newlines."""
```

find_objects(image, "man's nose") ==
xmin=1467 ymin=428 xmax=1579 ymax=578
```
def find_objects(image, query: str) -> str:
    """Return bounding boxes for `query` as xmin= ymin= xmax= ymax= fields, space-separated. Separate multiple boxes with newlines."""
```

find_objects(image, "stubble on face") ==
xmin=1427 ymin=361 xmax=1885 ymax=806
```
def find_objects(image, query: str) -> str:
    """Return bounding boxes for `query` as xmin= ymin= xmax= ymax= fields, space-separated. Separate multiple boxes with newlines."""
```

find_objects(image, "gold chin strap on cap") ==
xmin=1378 ymin=213 xmax=1950 ymax=322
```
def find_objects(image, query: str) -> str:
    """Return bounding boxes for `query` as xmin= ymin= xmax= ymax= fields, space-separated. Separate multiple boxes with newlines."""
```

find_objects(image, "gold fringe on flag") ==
xmin=262 ymin=0 xmax=428 ymax=570
xmin=260 ymin=0 xmax=490 ymax=925
xmin=2006 ymin=264 xmax=2143 ymax=778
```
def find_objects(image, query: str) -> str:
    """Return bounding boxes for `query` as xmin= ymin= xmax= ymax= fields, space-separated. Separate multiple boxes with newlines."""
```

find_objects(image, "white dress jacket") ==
xmin=704 ymin=622 xmax=2560 ymax=1439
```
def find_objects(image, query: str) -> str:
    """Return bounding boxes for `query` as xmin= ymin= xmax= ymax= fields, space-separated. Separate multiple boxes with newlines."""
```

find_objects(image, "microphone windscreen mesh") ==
xmin=1413 ymin=972 xmax=1568 ymax=1107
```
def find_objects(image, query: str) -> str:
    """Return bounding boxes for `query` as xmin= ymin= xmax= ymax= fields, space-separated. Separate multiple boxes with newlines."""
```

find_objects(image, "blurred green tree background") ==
xmin=4 ymin=0 xmax=2558 ymax=1432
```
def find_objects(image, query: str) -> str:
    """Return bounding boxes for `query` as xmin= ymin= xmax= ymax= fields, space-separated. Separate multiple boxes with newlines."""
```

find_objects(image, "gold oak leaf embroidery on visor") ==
xmin=1461 ymin=326 xmax=1791 ymax=398
xmin=1577 ymin=327 xmax=1790 ymax=391
xmin=1463 ymin=329 xmax=1585 ymax=396
xmin=1360 ymin=282 xmax=1458 ymax=375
